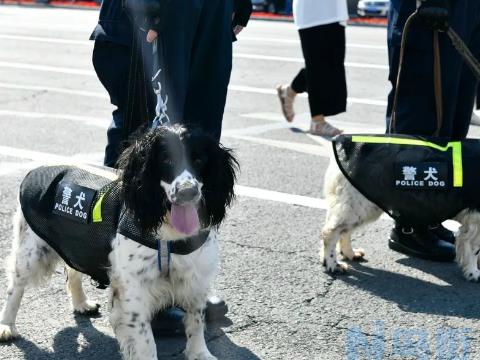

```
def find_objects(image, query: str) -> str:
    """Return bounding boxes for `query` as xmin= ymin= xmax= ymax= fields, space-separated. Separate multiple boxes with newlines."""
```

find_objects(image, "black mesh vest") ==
xmin=333 ymin=135 xmax=480 ymax=225
xmin=19 ymin=165 xmax=122 ymax=287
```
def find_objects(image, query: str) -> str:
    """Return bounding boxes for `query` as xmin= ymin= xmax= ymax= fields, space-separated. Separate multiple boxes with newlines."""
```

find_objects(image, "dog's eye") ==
xmin=193 ymin=158 xmax=204 ymax=167
xmin=163 ymin=159 xmax=174 ymax=166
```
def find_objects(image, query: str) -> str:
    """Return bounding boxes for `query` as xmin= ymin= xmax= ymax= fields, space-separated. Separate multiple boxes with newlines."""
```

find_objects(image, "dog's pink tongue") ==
xmin=171 ymin=204 xmax=200 ymax=235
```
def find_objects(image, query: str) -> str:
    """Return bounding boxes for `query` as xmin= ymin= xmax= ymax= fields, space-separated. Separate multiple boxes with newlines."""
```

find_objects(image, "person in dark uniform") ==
xmin=90 ymin=0 xmax=156 ymax=168
xmin=91 ymin=0 xmax=252 ymax=335
xmin=386 ymin=0 xmax=480 ymax=261
xmin=143 ymin=0 xmax=252 ymax=142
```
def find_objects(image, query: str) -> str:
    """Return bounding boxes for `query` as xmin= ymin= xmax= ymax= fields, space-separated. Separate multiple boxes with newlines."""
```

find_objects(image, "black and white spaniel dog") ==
xmin=0 ymin=125 xmax=238 ymax=360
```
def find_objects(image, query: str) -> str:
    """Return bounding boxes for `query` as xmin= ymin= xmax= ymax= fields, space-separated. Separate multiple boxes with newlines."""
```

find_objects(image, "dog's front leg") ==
xmin=184 ymin=305 xmax=216 ymax=360
xmin=109 ymin=283 xmax=157 ymax=360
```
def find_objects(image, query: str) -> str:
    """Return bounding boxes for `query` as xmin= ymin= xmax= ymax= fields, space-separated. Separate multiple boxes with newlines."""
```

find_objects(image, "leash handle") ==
xmin=151 ymin=38 xmax=170 ymax=128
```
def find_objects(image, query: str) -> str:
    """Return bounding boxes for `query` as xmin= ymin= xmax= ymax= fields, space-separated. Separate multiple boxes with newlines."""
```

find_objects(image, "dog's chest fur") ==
xmin=109 ymin=229 xmax=219 ymax=308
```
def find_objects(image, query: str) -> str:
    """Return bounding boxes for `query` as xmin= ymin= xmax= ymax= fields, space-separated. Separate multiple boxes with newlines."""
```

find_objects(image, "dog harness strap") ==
xmin=157 ymin=239 xmax=171 ymax=277
xmin=169 ymin=231 xmax=210 ymax=255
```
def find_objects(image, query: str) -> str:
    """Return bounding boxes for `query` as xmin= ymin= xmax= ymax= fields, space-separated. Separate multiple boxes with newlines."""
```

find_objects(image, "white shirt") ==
xmin=293 ymin=0 xmax=349 ymax=30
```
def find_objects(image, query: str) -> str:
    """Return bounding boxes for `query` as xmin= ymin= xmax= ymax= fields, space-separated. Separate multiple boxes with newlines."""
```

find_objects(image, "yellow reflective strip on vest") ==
xmin=92 ymin=193 xmax=105 ymax=223
xmin=351 ymin=136 xmax=463 ymax=187
xmin=450 ymin=142 xmax=463 ymax=187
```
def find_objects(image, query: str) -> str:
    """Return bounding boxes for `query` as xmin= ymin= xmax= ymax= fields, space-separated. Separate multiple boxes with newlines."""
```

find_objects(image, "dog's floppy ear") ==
xmin=118 ymin=130 xmax=168 ymax=233
xmin=202 ymin=142 xmax=238 ymax=227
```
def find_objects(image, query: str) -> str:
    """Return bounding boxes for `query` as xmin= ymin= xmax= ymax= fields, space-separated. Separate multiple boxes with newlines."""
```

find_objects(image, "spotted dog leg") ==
xmin=66 ymin=267 xmax=100 ymax=315
xmin=321 ymin=227 xmax=348 ymax=273
xmin=455 ymin=211 xmax=480 ymax=281
xmin=339 ymin=232 xmax=365 ymax=261
xmin=109 ymin=283 xmax=157 ymax=360
xmin=184 ymin=304 xmax=217 ymax=360
xmin=0 ymin=209 xmax=59 ymax=341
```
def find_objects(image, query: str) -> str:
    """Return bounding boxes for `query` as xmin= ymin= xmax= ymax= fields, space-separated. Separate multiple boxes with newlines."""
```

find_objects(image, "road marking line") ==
xmin=0 ymin=110 xmax=108 ymax=128
xmin=234 ymin=53 xmax=389 ymax=69
xmin=0 ymin=82 xmax=108 ymax=98
xmin=0 ymin=34 xmax=92 ymax=45
xmin=0 ymin=145 xmax=428 ymax=226
xmin=229 ymin=85 xmax=388 ymax=106
xmin=223 ymin=121 xmax=297 ymax=137
xmin=0 ymin=161 xmax=40 ymax=176
xmin=0 ymin=22 xmax=92 ymax=33
xmin=0 ymin=61 xmax=96 ymax=76
xmin=240 ymin=36 xmax=387 ymax=50
xmin=0 ymin=82 xmax=388 ymax=107
xmin=228 ymin=135 xmax=330 ymax=157
xmin=0 ymin=56 xmax=387 ymax=75
xmin=236 ymin=185 xmax=327 ymax=209
xmin=0 ymin=144 xmax=330 ymax=209
xmin=0 ymin=34 xmax=387 ymax=53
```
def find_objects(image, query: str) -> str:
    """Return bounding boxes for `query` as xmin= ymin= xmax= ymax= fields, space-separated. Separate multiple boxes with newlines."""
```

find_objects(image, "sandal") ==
xmin=310 ymin=121 xmax=343 ymax=137
xmin=276 ymin=85 xmax=295 ymax=122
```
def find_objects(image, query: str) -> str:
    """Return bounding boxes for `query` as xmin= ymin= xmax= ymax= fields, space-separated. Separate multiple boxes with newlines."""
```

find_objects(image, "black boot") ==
xmin=151 ymin=296 xmax=228 ymax=337
xmin=389 ymin=223 xmax=455 ymax=262
xmin=428 ymin=223 xmax=456 ymax=244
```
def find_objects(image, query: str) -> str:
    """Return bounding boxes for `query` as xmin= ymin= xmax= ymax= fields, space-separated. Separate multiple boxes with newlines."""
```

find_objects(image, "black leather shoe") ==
xmin=428 ymin=224 xmax=456 ymax=244
xmin=151 ymin=307 xmax=185 ymax=337
xmin=151 ymin=296 xmax=228 ymax=337
xmin=389 ymin=224 xmax=455 ymax=262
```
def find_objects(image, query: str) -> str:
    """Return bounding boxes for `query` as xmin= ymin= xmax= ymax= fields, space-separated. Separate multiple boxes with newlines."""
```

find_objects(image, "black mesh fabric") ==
xmin=19 ymin=165 xmax=122 ymax=286
xmin=118 ymin=211 xmax=158 ymax=250
xmin=332 ymin=135 xmax=480 ymax=225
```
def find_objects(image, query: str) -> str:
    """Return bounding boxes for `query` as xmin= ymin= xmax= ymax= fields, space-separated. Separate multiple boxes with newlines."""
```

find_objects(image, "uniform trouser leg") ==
xmin=386 ymin=0 xmax=480 ymax=139
xmin=92 ymin=41 xmax=130 ymax=167
xmin=157 ymin=0 xmax=233 ymax=142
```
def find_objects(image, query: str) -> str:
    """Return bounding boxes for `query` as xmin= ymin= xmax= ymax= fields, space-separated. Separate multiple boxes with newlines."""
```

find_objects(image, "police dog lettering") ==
xmin=0 ymin=126 xmax=238 ymax=360
xmin=321 ymin=134 xmax=480 ymax=281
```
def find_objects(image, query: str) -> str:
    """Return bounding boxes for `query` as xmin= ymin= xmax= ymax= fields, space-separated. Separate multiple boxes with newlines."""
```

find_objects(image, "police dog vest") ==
xmin=19 ymin=165 xmax=210 ymax=287
xmin=332 ymin=135 xmax=480 ymax=226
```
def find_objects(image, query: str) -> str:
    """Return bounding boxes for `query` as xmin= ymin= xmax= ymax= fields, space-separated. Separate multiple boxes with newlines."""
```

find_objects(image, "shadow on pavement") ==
xmin=9 ymin=313 xmax=120 ymax=360
xmin=338 ymin=260 xmax=480 ymax=319
xmin=156 ymin=317 xmax=262 ymax=359
xmin=5 ymin=314 xmax=261 ymax=359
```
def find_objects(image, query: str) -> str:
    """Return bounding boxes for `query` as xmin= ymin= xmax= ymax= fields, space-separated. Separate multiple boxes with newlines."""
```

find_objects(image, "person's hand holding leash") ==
xmin=233 ymin=25 xmax=244 ymax=35
xmin=146 ymin=29 xmax=158 ymax=43
xmin=417 ymin=0 xmax=450 ymax=31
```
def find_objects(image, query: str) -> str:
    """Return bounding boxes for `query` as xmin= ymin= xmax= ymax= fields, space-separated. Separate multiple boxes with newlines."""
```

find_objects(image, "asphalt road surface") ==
xmin=0 ymin=5 xmax=480 ymax=360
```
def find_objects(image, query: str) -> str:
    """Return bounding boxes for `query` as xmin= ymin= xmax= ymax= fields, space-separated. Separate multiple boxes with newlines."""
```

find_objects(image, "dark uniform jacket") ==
xmin=90 ymin=0 xmax=133 ymax=46
xmin=233 ymin=0 xmax=253 ymax=27
xmin=90 ymin=0 xmax=252 ymax=45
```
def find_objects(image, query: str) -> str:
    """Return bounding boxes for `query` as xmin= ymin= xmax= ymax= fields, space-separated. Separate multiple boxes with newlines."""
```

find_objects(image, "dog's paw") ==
xmin=185 ymin=351 xmax=217 ymax=360
xmin=0 ymin=324 xmax=19 ymax=342
xmin=324 ymin=260 xmax=348 ymax=274
xmin=342 ymin=248 xmax=366 ymax=261
xmin=464 ymin=269 xmax=480 ymax=282
xmin=73 ymin=300 xmax=101 ymax=315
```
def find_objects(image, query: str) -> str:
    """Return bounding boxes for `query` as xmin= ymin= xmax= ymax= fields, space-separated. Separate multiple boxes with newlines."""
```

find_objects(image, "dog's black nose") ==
xmin=175 ymin=186 xmax=200 ymax=203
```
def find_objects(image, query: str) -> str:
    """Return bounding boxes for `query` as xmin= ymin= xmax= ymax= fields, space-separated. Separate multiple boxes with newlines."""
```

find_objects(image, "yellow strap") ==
xmin=92 ymin=193 xmax=105 ymax=223
xmin=351 ymin=136 xmax=463 ymax=187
